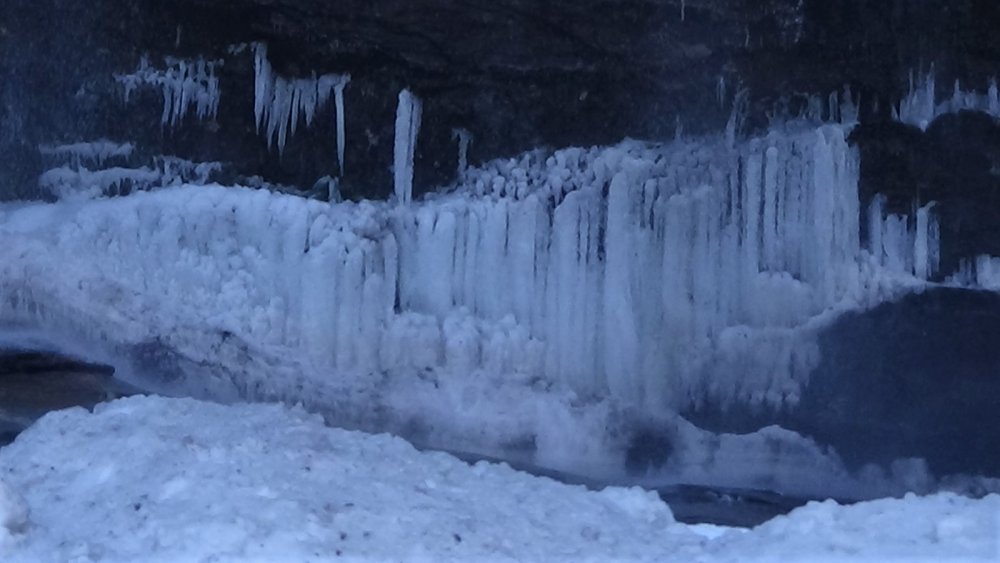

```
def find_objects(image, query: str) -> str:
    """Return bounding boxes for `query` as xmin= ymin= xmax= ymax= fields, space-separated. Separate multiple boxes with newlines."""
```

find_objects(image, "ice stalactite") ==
xmin=116 ymin=55 xmax=222 ymax=128
xmin=334 ymin=79 xmax=350 ymax=176
xmin=252 ymin=43 xmax=350 ymax=156
xmin=394 ymin=89 xmax=422 ymax=204
xmin=896 ymin=70 xmax=1000 ymax=130
xmin=452 ymin=129 xmax=473 ymax=180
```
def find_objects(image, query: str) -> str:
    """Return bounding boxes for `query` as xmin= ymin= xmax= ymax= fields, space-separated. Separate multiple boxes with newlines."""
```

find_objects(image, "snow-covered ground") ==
xmin=0 ymin=395 xmax=995 ymax=562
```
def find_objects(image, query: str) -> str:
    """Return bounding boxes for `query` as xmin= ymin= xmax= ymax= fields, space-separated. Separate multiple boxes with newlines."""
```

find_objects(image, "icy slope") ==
xmin=0 ymin=395 xmax=995 ymax=562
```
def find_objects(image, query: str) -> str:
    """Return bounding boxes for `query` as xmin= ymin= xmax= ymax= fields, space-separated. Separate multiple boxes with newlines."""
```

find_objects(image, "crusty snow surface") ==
xmin=0 ymin=396 xmax=996 ymax=562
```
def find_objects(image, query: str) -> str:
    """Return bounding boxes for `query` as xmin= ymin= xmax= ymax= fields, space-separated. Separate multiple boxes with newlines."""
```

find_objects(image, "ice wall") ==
xmin=5 ymin=123 xmax=940 ymax=414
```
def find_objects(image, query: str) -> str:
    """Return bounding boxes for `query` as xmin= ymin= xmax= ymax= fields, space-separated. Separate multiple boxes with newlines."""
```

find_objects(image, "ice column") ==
xmin=334 ymin=78 xmax=350 ymax=176
xmin=394 ymin=89 xmax=422 ymax=204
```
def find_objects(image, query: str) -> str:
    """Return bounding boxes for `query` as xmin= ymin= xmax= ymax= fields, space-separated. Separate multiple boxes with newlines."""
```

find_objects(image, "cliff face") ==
xmin=2 ymin=0 xmax=998 ymax=196
xmin=2 ymin=0 xmax=1000 ymax=267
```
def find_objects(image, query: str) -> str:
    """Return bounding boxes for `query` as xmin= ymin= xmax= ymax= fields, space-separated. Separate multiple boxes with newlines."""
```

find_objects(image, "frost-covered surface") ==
xmin=0 ymin=396 xmax=996 ymax=562
xmin=0 ymin=123 xmax=948 ymax=493
xmin=37 ymin=154 xmax=222 ymax=200
xmin=38 ymin=140 xmax=134 ymax=168
xmin=116 ymin=55 xmax=222 ymax=128
xmin=896 ymin=70 xmax=1000 ymax=130
xmin=253 ymin=43 xmax=350 ymax=155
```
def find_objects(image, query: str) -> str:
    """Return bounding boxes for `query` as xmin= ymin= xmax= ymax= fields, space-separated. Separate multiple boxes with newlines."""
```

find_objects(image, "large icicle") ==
xmin=394 ymin=89 xmax=422 ymax=204
xmin=334 ymin=78 xmax=350 ymax=176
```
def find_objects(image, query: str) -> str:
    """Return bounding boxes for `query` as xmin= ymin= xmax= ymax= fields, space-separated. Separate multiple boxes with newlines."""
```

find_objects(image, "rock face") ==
xmin=687 ymin=288 xmax=1000 ymax=479
xmin=2 ymin=0 xmax=1000 ymax=201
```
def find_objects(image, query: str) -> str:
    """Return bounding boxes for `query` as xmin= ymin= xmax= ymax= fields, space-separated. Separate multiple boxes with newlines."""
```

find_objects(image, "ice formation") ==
xmin=453 ymin=128 xmax=473 ymax=180
xmin=866 ymin=196 xmax=940 ymax=279
xmin=394 ymin=89 xmax=422 ymax=204
xmin=38 ymin=140 xmax=134 ymax=168
xmin=116 ymin=55 xmax=222 ymax=128
xmin=4 ymin=123 xmax=944 ymax=413
xmin=253 ymin=43 xmax=350 ymax=156
xmin=896 ymin=70 xmax=1000 ymax=130
xmin=37 ymin=146 xmax=221 ymax=200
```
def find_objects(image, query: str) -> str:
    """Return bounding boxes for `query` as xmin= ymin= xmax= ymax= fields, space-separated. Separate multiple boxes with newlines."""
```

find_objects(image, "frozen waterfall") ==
xmin=0 ymin=123 xmax=940 ymax=413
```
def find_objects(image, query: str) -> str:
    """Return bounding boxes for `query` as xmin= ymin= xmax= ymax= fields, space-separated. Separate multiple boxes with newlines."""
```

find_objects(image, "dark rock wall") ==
xmin=3 ymin=0 xmax=1000 ymax=202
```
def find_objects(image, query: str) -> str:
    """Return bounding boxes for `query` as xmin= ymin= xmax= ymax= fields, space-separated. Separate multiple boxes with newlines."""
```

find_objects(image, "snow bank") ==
xmin=0 ymin=396 xmax=995 ymax=562
xmin=0 ymin=479 xmax=27 ymax=556
xmin=0 ymin=396 xmax=696 ymax=562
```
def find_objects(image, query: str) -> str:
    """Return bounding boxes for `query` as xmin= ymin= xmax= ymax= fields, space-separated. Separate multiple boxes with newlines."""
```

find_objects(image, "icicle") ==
xmin=394 ymin=89 xmax=422 ymax=204
xmin=716 ymin=75 xmax=727 ymax=109
xmin=116 ymin=54 xmax=222 ymax=129
xmin=452 ymin=128 xmax=473 ymax=180
xmin=252 ymin=43 xmax=349 ymax=154
xmin=725 ymin=89 xmax=749 ymax=147
xmin=914 ymin=202 xmax=938 ymax=279
xmin=334 ymin=77 xmax=350 ymax=176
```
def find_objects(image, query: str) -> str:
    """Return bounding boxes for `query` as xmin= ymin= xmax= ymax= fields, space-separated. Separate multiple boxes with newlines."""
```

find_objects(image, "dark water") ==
xmin=0 ymin=347 xmax=815 ymax=528
xmin=0 ymin=348 xmax=142 ymax=446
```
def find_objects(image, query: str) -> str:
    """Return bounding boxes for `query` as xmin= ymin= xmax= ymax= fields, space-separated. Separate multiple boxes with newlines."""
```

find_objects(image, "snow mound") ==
xmin=0 ymin=396 xmax=995 ymax=562
xmin=0 ymin=479 xmax=28 ymax=554
xmin=0 ymin=396 xmax=699 ymax=562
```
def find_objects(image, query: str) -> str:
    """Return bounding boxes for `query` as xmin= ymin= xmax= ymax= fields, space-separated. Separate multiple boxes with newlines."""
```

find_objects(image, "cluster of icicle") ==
xmin=253 ymin=43 xmax=350 ymax=172
xmin=896 ymin=70 xmax=1000 ymax=130
xmin=116 ymin=56 xmax=222 ymax=128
